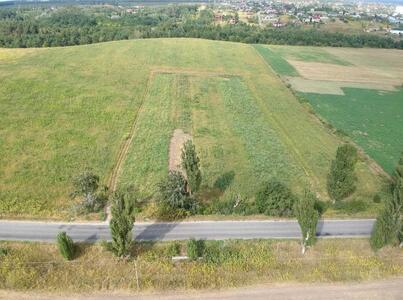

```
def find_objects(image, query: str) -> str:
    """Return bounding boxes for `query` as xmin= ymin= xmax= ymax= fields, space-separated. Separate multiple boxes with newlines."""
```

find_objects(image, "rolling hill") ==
xmin=0 ymin=38 xmax=390 ymax=219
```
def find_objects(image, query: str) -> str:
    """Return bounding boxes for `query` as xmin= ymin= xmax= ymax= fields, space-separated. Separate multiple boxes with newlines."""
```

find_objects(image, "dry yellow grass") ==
xmin=285 ymin=77 xmax=397 ymax=95
xmin=325 ymin=47 xmax=403 ymax=79
xmin=288 ymin=60 xmax=401 ymax=87
xmin=0 ymin=48 xmax=41 ymax=62
xmin=0 ymin=239 xmax=402 ymax=292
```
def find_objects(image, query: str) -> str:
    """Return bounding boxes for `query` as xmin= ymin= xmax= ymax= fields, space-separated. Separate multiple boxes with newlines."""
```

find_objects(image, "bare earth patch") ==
xmin=285 ymin=77 xmax=398 ymax=95
xmin=288 ymin=60 xmax=402 ymax=87
xmin=325 ymin=47 xmax=403 ymax=79
xmin=168 ymin=129 xmax=191 ymax=172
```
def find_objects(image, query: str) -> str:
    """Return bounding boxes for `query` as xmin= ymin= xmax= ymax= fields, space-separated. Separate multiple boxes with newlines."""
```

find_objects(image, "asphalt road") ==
xmin=0 ymin=219 xmax=375 ymax=242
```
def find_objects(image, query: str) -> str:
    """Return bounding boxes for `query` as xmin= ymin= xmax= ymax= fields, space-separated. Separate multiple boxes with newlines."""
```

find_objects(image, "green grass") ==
xmin=0 ymin=239 xmax=401 ymax=292
xmin=267 ymin=45 xmax=351 ymax=65
xmin=0 ymin=39 xmax=389 ymax=219
xmin=120 ymin=74 xmax=303 ymax=204
xmin=253 ymin=44 xmax=298 ymax=76
xmin=119 ymin=73 xmax=192 ymax=196
xmin=302 ymin=88 xmax=403 ymax=174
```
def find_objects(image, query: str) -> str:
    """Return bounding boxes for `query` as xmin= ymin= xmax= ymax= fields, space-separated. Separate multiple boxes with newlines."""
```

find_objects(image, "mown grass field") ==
xmin=0 ymin=239 xmax=402 ymax=292
xmin=256 ymin=44 xmax=403 ymax=176
xmin=0 ymin=39 xmax=390 ymax=219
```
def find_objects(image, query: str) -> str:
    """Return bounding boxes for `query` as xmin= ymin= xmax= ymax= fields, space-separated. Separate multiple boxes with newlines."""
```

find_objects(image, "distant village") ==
xmin=211 ymin=0 xmax=403 ymax=36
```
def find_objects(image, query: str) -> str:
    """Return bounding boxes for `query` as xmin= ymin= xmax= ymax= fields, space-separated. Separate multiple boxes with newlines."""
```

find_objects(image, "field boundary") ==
xmin=105 ymin=68 xmax=239 ymax=220
xmin=251 ymin=46 xmax=324 ymax=197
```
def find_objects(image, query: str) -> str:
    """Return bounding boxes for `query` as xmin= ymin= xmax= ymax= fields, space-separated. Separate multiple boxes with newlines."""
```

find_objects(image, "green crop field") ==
xmin=0 ymin=39 xmax=389 ymax=219
xmin=257 ymin=44 xmax=403 ymax=176
xmin=302 ymin=88 xmax=403 ymax=174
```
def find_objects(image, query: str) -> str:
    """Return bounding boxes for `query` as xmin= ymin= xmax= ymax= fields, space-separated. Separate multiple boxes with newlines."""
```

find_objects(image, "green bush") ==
xmin=70 ymin=171 xmax=108 ymax=214
xmin=0 ymin=247 xmax=9 ymax=257
xmin=255 ymin=180 xmax=295 ymax=216
xmin=209 ymin=189 xmax=257 ymax=215
xmin=57 ymin=232 xmax=75 ymax=261
xmin=373 ymin=194 xmax=381 ymax=203
xmin=327 ymin=144 xmax=358 ymax=202
xmin=314 ymin=199 xmax=328 ymax=215
xmin=187 ymin=239 xmax=205 ymax=260
xmin=333 ymin=199 xmax=368 ymax=214
xmin=203 ymin=241 xmax=223 ymax=264
xmin=158 ymin=171 xmax=198 ymax=214
xmin=157 ymin=201 xmax=192 ymax=221
xmin=166 ymin=242 xmax=181 ymax=257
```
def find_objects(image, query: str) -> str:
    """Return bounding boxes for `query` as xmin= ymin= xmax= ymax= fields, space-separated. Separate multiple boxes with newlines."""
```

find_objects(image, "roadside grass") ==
xmin=0 ymin=239 xmax=401 ymax=292
xmin=302 ymin=88 xmax=403 ymax=175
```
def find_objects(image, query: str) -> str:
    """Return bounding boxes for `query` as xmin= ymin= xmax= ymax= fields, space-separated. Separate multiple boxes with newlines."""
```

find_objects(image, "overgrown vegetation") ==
xmin=158 ymin=171 xmax=198 ymax=219
xmin=327 ymin=144 xmax=358 ymax=202
xmin=56 ymin=232 xmax=75 ymax=261
xmin=70 ymin=171 xmax=108 ymax=214
xmin=256 ymin=179 xmax=296 ymax=217
xmin=0 ymin=239 xmax=401 ymax=292
xmin=187 ymin=239 xmax=205 ymax=260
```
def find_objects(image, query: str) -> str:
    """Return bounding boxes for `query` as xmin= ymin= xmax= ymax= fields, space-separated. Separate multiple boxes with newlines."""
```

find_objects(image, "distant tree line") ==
xmin=0 ymin=6 xmax=402 ymax=49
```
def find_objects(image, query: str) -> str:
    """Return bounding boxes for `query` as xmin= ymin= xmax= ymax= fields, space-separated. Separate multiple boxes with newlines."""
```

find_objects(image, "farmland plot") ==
xmin=256 ymin=44 xmax=403 ymax=175
xmin=0 ymin=39 xmax=389 ymax=219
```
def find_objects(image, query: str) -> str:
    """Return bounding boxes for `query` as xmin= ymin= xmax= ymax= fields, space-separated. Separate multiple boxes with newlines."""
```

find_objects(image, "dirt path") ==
xmin=168 ymin=129 xmax=191 ymax=173
xmin=105 ymin=72 xmax=155 ymax=221
xmin=2 ymin=278 xmax=402 ymax=299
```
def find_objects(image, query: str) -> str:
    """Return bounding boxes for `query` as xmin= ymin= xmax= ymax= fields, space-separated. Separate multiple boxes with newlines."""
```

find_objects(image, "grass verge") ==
xmin=0 ymin=239 xmax=401 ymax=292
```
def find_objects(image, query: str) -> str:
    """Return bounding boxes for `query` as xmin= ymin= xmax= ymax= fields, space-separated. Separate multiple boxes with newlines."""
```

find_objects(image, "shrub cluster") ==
xmin=255 ymin=179 xmax=296 ymax=216
xmin=187 ymin=239 xmax=205 ymax=260
xmin=158 ymin=171 xmax=198 ymax=219
xmin=70 ymin=171 xmax=108 ymax=214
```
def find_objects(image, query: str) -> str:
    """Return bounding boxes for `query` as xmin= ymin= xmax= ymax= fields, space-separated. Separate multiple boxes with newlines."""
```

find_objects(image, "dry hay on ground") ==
xmin=288 ymin=60 xmax=402 ymax=87
xmin=325 ymin=47 xmax=403 ymax=79
xmin=285 ymin=77 xmax=398 ymax=95
xmin=168 ymin=129 xmax=191 ymax=172
xmin=0 ymin=48 xmax=40 ymax=62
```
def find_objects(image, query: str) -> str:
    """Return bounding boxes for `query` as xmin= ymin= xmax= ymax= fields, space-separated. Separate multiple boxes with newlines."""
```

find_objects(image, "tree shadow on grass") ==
xmin=213 ymin=171 xmax=235 ymax=192
xmin=72 ymin=242 xmax=92 ymax=260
